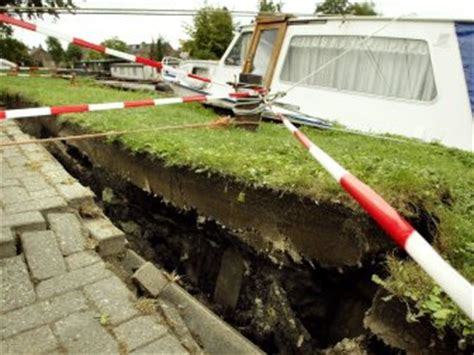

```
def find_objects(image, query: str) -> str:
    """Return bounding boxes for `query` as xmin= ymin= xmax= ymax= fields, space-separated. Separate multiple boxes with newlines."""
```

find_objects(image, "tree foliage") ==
xmin=258 ymin=0 xmax=283 ymax=13
xmin=315 ymin=0 xmax=378 ymax=16
xmin=87 ymin=37 xmax=128 ymax=60
xmin=0 ymin=36 xmax=31 ymax=64
xmin=181 ymin=6 xmax=234 ymax=60
xmin=65 ymin=43 xmax=82 ymax=65
xmin=150 ymin=36 xmax=176 ymax=61
xmin=46 ymin=36 xmax=64 ymax=64
xmin=0 ymin=0 xmax=75 ymax=36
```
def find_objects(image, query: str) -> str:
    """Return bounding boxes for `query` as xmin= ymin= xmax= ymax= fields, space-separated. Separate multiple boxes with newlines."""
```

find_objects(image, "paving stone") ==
xmin=0 ymin=326 xmax=58 ymax=354
xmin=0 ymin=290 xmax=88 ymax=339
xmin=29 ymin=188 xmax=60 ymax=200
xmin=43 ymin=169 xmax=74 ymax=185
xmin=39 ymin=161 xmax=62 ymax=174
xmin=57 ymin=182 xmax=95 ymax=207
xmin=48 ymin=213 xmax=87 ymax=256
xmin=10 ymin=131 xmax=30 ymax=141
xmin=21 ymin=175 xmax=52 ymax=192
xmin=84 ymin=218 xmax=126 ymax=256
xmin=65 ymin=250 xmax=103 ymax=270
xmin=1 ymin=211 xmax=46 ymax=232
xmin=0 ymin=186 xmax=29 ymax=205
xmin=113 ymin=316 xmax=168 ymax=351
xmin=36 ymin=262 xmax=112 ymax=299
xmin=160 ymin=283 xmax=263 ymax=355
xmin=21 ymin=230 xmax=67 ymax=280
xmin=2 ymin=169 xmax=38 ymax=180
xmin=54 ymin=311 xmax=119 ymax=354
xmin=0 ymin=179 xmax=21 ymax=188
xmin=158 ymin=300 xmax=202 ymax=354
xmin=6 ymin=155 xmax=28 ymax=168
xmin=132 ymin=334 xmax=188 ymax=354
xmin=0 ymin=256 xmax=35 ymax=312
xmin=84 ymin=276 xmax=139 ymax=326
xmin=0 ymin=228 xmax=16 ymax=259
xmin=4 ymin=196 xmax=67 ymax=214
xmin=20 ymin=143 xmax=46 ymax=154
xmin=132 ymin=262 xmax=168 ymax=297
xmin=21 ymin=151 xmax=52 ymax=163
xmin=122 ymin=249 xmax=146 ymax=274
xmin=0 ymin=147 xmax=21 ymax=159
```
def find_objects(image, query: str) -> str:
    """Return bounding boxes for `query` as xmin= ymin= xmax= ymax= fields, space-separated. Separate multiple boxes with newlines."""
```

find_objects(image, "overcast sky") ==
xmin=13 ymin=0 xmax=474 ymax=50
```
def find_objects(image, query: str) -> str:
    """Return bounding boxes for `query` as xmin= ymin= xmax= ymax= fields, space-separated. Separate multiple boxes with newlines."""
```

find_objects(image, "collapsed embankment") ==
xmin=2 ymin=92 xmax=469 ymax=354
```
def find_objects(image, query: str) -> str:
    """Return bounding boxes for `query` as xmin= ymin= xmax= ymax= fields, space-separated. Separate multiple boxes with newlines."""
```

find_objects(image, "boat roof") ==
xmin=240 ymin=15 xmax=474 ymax=30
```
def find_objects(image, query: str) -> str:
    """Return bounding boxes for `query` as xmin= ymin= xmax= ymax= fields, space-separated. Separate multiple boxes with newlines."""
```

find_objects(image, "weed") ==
xmin=135 ymin=297 xmax=158 ymax=315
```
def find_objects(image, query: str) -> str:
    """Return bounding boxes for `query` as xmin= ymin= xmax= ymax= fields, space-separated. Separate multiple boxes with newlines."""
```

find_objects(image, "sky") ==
xmin=12 ymin=0 xmax=474 ymax=50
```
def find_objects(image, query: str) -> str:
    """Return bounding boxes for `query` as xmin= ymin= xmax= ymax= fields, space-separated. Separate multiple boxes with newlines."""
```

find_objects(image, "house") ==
xmin=29 ymin=46 xmax=55 ymax=68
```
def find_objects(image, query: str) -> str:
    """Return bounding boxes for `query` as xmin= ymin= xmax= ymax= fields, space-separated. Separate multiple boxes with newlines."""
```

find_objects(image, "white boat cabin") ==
xmin=172 ymin=16 xmax=474 ymax=152
xmin=110 ymin=62 xmax=159 ymax=81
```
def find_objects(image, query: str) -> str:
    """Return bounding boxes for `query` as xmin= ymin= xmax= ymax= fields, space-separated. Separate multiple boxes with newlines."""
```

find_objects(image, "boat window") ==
xmin=280 ymin=35 xmax=437 ymax=101
xmin=192 ymin=66 xmax=210 ymax=78
xmin=251 ymin=29 xmax=278 ymax=79
xmin=224 ymin=32 xmax=252 ymax=66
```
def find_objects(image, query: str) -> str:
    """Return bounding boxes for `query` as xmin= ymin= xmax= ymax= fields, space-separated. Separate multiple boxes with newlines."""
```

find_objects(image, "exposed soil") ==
xmin=3 ymin=93 xmax=468 ymax=355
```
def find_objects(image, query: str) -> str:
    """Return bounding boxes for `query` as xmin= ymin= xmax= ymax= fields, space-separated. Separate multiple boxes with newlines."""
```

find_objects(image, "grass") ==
xmin=1 ymin=77 xmax=472 ymax=338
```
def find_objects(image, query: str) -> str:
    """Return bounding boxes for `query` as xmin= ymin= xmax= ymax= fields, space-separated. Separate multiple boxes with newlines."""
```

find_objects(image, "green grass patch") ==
xmin=1 ymin=77 xmax=472 ymax=338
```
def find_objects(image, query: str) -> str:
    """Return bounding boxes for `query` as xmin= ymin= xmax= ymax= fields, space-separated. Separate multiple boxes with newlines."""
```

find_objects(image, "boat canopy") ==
xmin=455 ymin=22 xmax=474 ymax=116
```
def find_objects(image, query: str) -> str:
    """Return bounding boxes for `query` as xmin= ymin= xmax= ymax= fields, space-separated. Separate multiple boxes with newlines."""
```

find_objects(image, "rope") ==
xmin=0 ymin=117 xmax=258 ymax=148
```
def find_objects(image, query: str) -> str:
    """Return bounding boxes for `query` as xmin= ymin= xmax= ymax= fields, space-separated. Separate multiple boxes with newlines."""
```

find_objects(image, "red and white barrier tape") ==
xmin=0 ymin=15 xmax=163 ymax=70
xmin=0 ymin=14 xmax=226 ymax=88
xmin=0 ymin=92 xmax=254 ymax=121
xmin=279 ymin=114 xmax=473 ymax=319
xmin=0 ymin=73 xmax=55 ymax=78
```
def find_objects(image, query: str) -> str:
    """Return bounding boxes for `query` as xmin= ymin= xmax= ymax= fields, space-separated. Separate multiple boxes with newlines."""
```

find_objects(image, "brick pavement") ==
xmin=0 ymin=122 xmax=198 ymax=354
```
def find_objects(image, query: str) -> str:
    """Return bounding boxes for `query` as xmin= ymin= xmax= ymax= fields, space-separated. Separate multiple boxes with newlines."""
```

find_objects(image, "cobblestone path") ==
xmin=0 ymin=122 xmax=198 ymax=354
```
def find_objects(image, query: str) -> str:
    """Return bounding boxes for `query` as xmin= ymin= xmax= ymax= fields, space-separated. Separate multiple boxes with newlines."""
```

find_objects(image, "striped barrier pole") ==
xmin=279 ymin=114 xmax=473 ymax=319
xmin=0 ymin=15 xmax=163 ymax=70
xmin=0 ymin=72 xmax=56 ymax=78
xmin=0 ymin=92 xmax=255 ymax=121
xmin=0 ymin=14 xmax=227 ymax=88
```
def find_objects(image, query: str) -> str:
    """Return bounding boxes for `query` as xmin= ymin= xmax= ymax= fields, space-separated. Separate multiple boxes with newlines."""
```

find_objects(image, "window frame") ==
xmin=224 ymin=31 xmax=253 ymax=67
xmin=278 ymin=34 xmax=439 ymax=104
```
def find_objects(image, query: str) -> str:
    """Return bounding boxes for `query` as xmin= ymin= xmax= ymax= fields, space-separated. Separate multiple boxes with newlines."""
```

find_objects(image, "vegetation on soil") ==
xmin=0 ymin=77 xmax=472 ymax=340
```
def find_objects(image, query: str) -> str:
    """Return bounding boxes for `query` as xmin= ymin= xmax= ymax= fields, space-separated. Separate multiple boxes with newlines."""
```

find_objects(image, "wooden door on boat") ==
xmin=242 ymin=15 xmax=289 ymax=88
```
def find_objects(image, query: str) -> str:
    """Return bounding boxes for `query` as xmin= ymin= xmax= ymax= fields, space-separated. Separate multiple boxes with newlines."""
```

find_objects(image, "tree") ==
xmin=181 ymin=6 xmax=234 ymax=60
xmin=315 ymin=0 xmax=378 ymax=16
xmin=149 ymin=39 xmax=156 ymax=60
xmin=0 ymin=37 xmax=31 ymax=65
xmin=0 ymin=0 xmax=75 ymax=36
xmin=86 ymin=37 xmax=128 ymax=60
xmin=155 ymin=37 xmax=166 ymax=61
xmin=65 ymin=43 xmax=82 ymax=65
xmin=258 ymin=0 xmax=283 ymax=13
xmin=46 ymin=36 xmax=64 ymax=65
xmin=351 ymin=2 xmax=377 ymax=16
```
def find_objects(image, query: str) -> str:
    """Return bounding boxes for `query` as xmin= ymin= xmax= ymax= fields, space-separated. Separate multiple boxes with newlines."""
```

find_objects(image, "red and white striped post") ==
xmin=279 ymin=114 xmax=473 ymax=319
xmin=0 ymin=92 xmax=255 ymax=121
xmin=0 ymin=14 xmax=223 ymax=87
xmin=0 ymin=15 xmax=163 ymax=69
xmin=0 ymin=72 xmax=55 ymax=78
